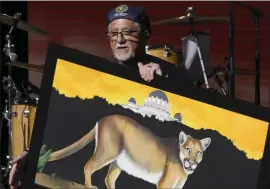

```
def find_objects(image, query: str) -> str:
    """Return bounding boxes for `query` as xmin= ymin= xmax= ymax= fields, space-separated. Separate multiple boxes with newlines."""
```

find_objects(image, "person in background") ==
xmin=9 ymin=4 xmax=192 ymax=189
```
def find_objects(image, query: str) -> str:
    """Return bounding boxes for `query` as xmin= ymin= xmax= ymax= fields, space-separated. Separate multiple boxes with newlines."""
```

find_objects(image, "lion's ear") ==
xmin=179 ymin=131 xmax=187 ymax=146
xmin=200 ymin=138 xmax=211 ymax=151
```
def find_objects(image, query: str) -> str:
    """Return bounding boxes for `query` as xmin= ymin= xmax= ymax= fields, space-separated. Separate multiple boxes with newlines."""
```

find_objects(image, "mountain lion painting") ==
xmin=46 ymin=115 xmax=211 ymax=189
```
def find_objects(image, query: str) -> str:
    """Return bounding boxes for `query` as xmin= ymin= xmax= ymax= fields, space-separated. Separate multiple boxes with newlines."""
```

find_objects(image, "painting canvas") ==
xmin=23 ymin=44 xmax=270 ymax=189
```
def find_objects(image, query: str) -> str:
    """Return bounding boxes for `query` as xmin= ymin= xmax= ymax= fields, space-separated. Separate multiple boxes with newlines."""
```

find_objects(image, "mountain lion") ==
xmin=46 ymin=115 xmax=211 ymax=189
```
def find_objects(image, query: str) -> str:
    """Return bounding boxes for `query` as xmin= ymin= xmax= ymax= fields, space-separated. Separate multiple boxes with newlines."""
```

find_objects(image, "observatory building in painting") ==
xmin=121 ymin=90 xmax=182 ymax=122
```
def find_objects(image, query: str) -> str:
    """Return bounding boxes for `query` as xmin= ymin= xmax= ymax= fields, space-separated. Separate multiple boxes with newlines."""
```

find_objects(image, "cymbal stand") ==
xmin=186 ymin=6 xmax=210 ymax=89
xmin=213 ymin=68 xmax=227 ymax=96
xmin=0 ymin=12 xmax=22 ymax=186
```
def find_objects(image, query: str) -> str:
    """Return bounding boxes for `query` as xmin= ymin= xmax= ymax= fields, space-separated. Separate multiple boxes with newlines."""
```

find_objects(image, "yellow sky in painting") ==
xmin=52 ymin=59 xmax=269 ymax=160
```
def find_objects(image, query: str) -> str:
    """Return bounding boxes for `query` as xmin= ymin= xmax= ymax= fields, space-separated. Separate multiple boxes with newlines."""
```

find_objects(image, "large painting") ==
xmin=23 ymin=43 xmax=270 ymax=189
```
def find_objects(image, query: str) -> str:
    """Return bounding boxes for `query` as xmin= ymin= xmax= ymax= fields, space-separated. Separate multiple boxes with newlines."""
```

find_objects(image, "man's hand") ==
xmin=9 ymin=150 xmax=29 ymax=189
xmin=138 ymin=62 xmax=163 ymax=82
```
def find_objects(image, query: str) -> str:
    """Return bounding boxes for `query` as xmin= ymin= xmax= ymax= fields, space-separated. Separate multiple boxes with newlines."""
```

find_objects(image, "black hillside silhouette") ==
xmin=40 ymin=88 xmax=263 ymax=189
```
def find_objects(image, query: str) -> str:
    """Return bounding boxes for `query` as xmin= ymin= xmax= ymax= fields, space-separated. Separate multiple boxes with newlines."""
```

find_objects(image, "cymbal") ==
xmin=6 ymin=62 xmax=44 ymax=73
xmin=216 ymin=67 xmax=257 ymax=76
xmin=0 ymin=13 xmax=48 ymax=36
xmin=152 ymin=15 xmax=229 ymax=26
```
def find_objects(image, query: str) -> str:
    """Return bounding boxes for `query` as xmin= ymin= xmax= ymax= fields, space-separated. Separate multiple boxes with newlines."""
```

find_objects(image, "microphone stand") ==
xmin=233 ymin=2 xmax=270 ymax=105
xmin=228 ymin=3 xmax=235 ymax=98
xmin=254 ymin=13 xmax=261 ymax=105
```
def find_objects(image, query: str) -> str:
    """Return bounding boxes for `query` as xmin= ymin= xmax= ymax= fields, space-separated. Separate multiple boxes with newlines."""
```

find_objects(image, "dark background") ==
xmin=40 ymin=87 xmax=263 ymax=189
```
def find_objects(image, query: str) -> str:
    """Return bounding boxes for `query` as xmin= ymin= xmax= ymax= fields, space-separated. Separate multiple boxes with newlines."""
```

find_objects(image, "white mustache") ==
xmin=116 ymin=45 xmax=129 ymax=49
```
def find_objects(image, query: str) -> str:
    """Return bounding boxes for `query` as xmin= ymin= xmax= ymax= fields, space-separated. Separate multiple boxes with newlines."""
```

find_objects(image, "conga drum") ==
xmin=11 ymin=99 xmax=37 ymax=157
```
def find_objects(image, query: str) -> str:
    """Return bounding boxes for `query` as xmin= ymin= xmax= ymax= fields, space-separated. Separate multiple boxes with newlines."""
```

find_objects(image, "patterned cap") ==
xmin=107 ymin=4 xmax=151 ymax=34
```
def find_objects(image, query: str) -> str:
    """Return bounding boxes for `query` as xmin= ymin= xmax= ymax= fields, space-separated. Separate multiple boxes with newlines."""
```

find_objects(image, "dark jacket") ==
xmin=115 ymin=54 xmax=193 ymax=88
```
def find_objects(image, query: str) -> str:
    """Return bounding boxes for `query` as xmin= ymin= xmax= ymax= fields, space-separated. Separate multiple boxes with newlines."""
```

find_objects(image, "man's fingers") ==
xmin=148 ymin=62 xmax=157 ymax=67
xmin=143 ymin=64 xmax=154 ymax=81
xmin=150 ymin=67 xmax=155 ymax=80
xmin=144 ymin=67 xmax=150 ymax=81
xmin=137 ymin=62 xmax=143 ymax=68
xmin=10 ymin=156 xmax=21 ymax=165
xmin=9 ymin=164 xmax=19 ymax=186
xmin=9 ymin=151 xmax=28 ymax=188
xmin=142 ymin=67 xmax=149 ymax=81
xmin=138 ymin=62 xmax=150 ymax=81
xmin=155 ymin=68 xmax=162 ymax=76
xmin=9 ymin=162 xmax=26 ymax=188
xmin=148 ymin=63 xmax=161 ymax=80
xmin=138 ymin=63 xmax=146 ymax=80
xmin=138 ymin=62 xmax=162 ymax=82
xmin=150 ymin=63 xmax=162 ymax=76
xmin=10 ymin=151 xmax=28 ymax=165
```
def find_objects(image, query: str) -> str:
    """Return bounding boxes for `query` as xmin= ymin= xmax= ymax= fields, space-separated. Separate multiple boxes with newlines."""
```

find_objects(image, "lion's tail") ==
xmin=47 ymin=122 xmax=97 ymax=162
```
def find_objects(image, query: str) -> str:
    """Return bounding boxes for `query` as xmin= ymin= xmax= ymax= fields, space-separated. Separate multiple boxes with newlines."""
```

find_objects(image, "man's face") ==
xmin=108 ymin=19 xmax=143 ymax=62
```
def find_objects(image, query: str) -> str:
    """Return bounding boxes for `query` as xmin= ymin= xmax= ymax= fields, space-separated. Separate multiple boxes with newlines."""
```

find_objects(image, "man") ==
xmin=8 ymin=4 xmax=192 ymax=189
xmin=106 ymin=4 xmax=191 ymax=83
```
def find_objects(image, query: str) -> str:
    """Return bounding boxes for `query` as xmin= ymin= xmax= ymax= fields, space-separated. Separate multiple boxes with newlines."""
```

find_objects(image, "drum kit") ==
xmin=147 ymin=6 xmax=230 ymax=95
xmin=147 ymin=3 xmax=270 ymax=103
xmin=0 ymin=12 xmax=47 ymax=188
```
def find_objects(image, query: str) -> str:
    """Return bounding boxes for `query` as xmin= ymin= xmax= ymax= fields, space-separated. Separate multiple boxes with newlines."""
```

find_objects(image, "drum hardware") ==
xmin=10 ymin=106 xmax=31 ymax=119
xmin=10 ymin=103 xmax=36 ymax=156
xmin=164 ymin=45 xmax=171 ymax=57
xmin=2 ymin=76 xmax=21 ymax=104
xmin=194 ymin=56 xmax=229 ymax=95
xmin=184 ymin=6 xmax=210 ymax=89
xmin=218 ymin=56 xmax=260 ymax=76
xmin=145 ymin=44 xmax=182 ymax=66
xmin=22 ymin=81 xmax=40 ymax=105
xmin=195 ymin=70 xmax=228 ymax=95
xmin=151 ymin=11 xmax=229 ymax=26
xmin=6 ymin=62 xmax=44 ymax=73
xmin=0 ymin=11 xmax=43 ymax=188
xmin=151 ymin=7 xmax=233 ymax=93
xmin=23 ymin=110 xmax=30 ymax=118
xmin=0 ymin=12 xmax=24 ymax=184
xmin=0 ymin=12 xmax=49 ymax=36
xmin=213 ymin=68 xmax=227 ymax=95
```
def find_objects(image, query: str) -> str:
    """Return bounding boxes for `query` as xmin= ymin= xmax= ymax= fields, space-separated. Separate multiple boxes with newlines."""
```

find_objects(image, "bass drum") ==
xmin=11 ymin=99 xmax=37 ymax=157
xmin=145 ymin=45 xmax=183 ymax=67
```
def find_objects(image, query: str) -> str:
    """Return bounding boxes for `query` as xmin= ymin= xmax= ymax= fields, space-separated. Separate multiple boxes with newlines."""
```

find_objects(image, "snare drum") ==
xmin=146 ymin=45 xmax=183 ymax=66
xmin=11 ymin=100 xmax=37 ymax=157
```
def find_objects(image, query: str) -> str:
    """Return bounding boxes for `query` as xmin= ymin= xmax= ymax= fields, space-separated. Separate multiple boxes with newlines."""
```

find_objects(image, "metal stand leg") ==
xmin=213 ymin=69 xmax=227 ymax=95
xmin=193 ymin=35 xmax=210 ymax=89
